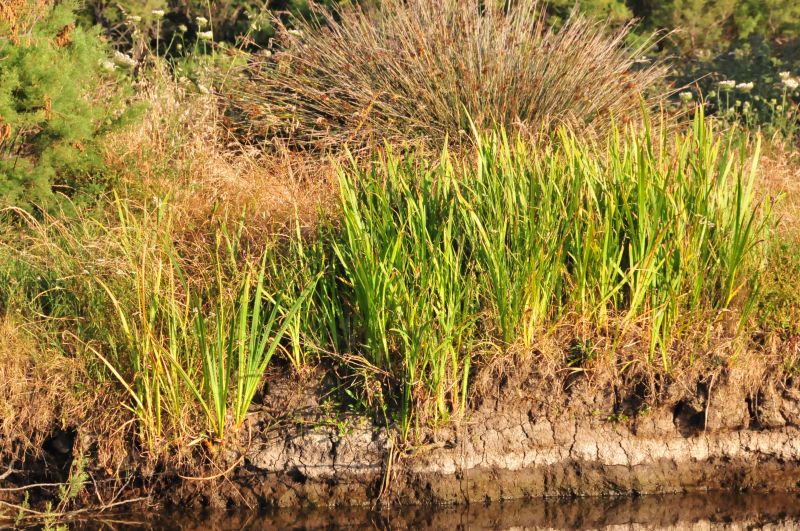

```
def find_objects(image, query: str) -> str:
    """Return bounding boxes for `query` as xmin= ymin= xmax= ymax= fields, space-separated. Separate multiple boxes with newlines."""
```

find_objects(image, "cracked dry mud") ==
xmin=172 ymin=371 xmax=800 ymax=508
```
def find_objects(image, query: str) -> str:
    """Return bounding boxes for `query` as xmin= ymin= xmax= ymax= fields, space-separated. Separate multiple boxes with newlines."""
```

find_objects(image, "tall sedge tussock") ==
xmin=233 ymin=0 xmax=666 ymax=151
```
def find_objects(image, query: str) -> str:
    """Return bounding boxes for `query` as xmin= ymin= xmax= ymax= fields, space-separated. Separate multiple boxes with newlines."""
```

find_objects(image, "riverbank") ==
xmin=185 ymin=354 xmax=800 ymax=509
xmin=5 ymin=344 xmax=800 ymax=514
xmin=3 ymin=1 xmax=800 ymax=524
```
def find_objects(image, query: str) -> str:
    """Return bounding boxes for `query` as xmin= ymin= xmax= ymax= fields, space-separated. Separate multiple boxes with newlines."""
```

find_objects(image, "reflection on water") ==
xmin=73 ymin=492 xmax=800 ymax=530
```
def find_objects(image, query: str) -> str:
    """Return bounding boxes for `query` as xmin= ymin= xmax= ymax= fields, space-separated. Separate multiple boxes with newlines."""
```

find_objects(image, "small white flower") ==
xmin=250 ymin=22 xmax=260 ymax=31
xmin=719 ymin=80 xmax=736 ymax=91
xmin=779 ymin=71 xmax=792 ymax=81
xmin=112 ymin=51 xmax=137 ymax=68
xmin=198 ymin=30 xmax=214 ymax=41
xmin=196 ymin=16 xmax=208 ymax=28
xmin=783 ymin=78 xmax=799 ymax=90
xmin=679 ymin=91 xmax=693 ymax=102
xmin=116 ymin=269 xmax=125 ymax=276
xmin=126 ymin=15 xmax=142 ymax=24
xmin=177 ymin=24 xmax=188 ymax=33
xmin=152 ymin=9 xmax=165 ymax=18
xmin=735 ymin=82 xmax=754 ymax=93
xmin=100 ymin=59 xmax=116 ymax=72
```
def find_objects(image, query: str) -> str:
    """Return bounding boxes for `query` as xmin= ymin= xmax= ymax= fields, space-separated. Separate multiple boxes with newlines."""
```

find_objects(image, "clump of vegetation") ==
xmin=707 ymin=71 xmax=800 ymax=140
xmin=231 ymin=0 xmax=665 ymax=151
xmin=0 ymin=0 xmax=136 ymax=211
xmin=4 ymin=108 xmax=772 ymax=450
xmin=0 ymin=0 xmax=799 ymax=517
xmin=327 ymin=110 xmax=769 ymax=434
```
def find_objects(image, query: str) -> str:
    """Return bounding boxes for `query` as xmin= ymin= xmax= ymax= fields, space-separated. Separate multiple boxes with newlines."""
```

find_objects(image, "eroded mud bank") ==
xmin=171 ymin=370 xmax=800 ymax=508
xmin=8 ymin=363 xmax=800 ymax=511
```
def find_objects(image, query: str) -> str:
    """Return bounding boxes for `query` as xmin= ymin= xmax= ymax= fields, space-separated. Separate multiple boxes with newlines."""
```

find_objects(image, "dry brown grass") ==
xmin=102 ymin=64 xmax=337 ymax=252
xmin=0 ymin=316 xmax=85 ymax=458
xmin=0 ymin=0 xmax=52 ymax=43
xmin=759 ymin=141 xmax=800 ymax=237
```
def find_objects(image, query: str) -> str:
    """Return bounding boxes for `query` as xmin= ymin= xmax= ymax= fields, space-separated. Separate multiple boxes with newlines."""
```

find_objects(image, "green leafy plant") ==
xmin=0 ymin=0 xmax=137 ymax=211
xmin=91 ymin=199 xmax=316 ymax=450
xmin=332 ymin=108 xmax=769 ymax=418
xmin=334 ymin=148 xmax=477 ymax=437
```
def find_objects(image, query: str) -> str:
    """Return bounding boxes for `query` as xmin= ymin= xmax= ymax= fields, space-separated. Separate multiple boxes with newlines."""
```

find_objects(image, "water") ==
xmin=71 ymin=492 xmax=800 ymax=529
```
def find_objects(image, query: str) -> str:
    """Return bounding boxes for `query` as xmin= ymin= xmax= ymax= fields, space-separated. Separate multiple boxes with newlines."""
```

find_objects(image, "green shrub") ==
xmin=643 ymin=0 xmax=800 ymax=56
xmin=0 ymin=0 xmax=135 ymax=211
xmin=668 ymin=38 xmax=800 ymax=141
xmin=79 ymin=0 xmax=369 ymax=53
xmin=547 ymin=0 xmax=632 ymax=26
xmin=231 ymin=0 xmax=665 ymax=151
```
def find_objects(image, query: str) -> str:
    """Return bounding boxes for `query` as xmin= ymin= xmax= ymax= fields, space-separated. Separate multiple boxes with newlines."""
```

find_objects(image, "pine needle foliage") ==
xmin=0 ymin=0 xmax=137 ymax=211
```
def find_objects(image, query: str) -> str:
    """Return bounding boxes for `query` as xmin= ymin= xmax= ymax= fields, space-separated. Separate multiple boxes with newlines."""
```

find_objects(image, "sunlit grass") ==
xmin=328 ymin=109 xmax=770 ymax=434
xmin=0 ymin=108 xmax=775 ymax=451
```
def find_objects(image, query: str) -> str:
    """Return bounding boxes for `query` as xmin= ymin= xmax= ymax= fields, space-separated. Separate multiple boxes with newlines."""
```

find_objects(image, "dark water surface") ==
xmin=71 ymin=492 xmax=800 ymax=529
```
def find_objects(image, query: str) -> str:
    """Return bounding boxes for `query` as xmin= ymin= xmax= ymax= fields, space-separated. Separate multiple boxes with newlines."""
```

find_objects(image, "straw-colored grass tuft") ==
xmin=231 ymin=0 xmax=666 ymax=152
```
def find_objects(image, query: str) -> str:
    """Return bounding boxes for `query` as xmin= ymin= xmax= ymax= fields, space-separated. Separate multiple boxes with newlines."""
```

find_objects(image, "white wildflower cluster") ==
xmin=736 ymin=82 xmax=754 ymax=93
xmin=112 ymin=50 xmax=137 ymax=69
xmin=678 ymin=91 xmax=693 ymax=102
xmin=152 ymin=9 xmax=165 ymax=18
xmin=777 ymin=71 xmax=799 ymax=90
xmin=198 ymin=30 xmax=214 ymax=41
xmin=196 ymin=16 xmax=208 ymax=28
xmin=718 ymin=80 xmax=736 ymax=91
